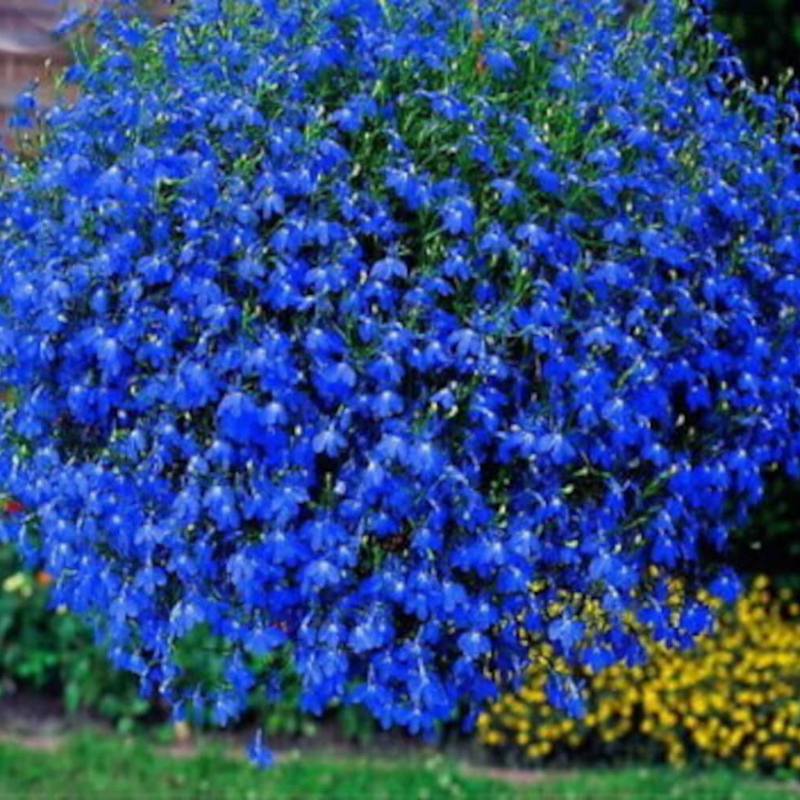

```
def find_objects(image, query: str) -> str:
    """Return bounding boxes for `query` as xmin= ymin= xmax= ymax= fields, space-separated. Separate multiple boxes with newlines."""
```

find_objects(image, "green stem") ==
xmin=470 ymin=0 xmax=483 ymax=40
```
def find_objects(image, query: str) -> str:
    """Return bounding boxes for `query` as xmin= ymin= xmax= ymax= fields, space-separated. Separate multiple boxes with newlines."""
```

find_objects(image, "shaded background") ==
xmin=0 ymin=1 xmax=173 ymax=145
xmin=716 ymin=0 xmax=800 ymax=78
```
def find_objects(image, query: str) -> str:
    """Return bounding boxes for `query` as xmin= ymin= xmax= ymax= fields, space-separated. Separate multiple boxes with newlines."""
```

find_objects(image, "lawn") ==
xmin=0 ymin=734 xmax=797 ymax=800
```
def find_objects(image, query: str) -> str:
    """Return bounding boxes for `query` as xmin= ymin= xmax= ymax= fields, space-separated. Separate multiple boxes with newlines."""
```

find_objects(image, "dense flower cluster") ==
xmin=479 ymin=577 xmax=800 ymax=774
xmin=1 ymin=0 xmax=800 ymax=760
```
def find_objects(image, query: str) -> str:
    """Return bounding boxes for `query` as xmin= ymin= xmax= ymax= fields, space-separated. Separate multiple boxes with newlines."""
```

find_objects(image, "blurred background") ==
xmin=2 ymin=2 xmax=800 ymax=798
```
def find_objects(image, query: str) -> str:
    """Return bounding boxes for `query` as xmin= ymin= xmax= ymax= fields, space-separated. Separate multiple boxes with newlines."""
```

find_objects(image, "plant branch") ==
xmin=470 ymin=0 xmax=483 ymax=42
xmin=469 ymin=0 xmax=486 ymax=73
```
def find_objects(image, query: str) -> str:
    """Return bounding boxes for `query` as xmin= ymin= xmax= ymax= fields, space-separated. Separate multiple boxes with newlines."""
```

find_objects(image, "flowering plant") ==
xmin=480 ymin=577 xmax=800 ymax=774
xmin=1 ymin=0 xmax=799 ymax=763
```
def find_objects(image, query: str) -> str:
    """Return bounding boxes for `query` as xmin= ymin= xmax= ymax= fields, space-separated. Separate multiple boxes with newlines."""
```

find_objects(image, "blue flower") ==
xmin=545 ymin=674 xmax=586 ymax=718
xmin=458 ymin=630 xmax=491 ymax=661
xmin=217 ymin=391 xmax=264 ymax=444
xmin=485 ymin=49 xmax=516 ymax=78
xmin=708 ymin=569 xmax=742 ymax=604
xmin=547 ymin=614 xmax=585 ymax=651
xmin=441 ymin=197 xmax=476 ymax=235
xmin=373 ymin=390 xmax=403 ymax=418
xmin=372 ymin=257 xmax=408 ymax=281
xmin=490 ymin=179 xmax=522 ymax=206
xmin=1 ymin=0 xmax=798 ymax=766
xmin=247 ymin=729 xmax=274 ymax=769
xmin=246 ymin=627 xmax=288 ymax=656
xmin=203 ymin=485 xmax=240 ymax=531
xmin=313 ymin=427 xmax=347 ymax=457
xmin=680 ymin=601 xmax=714 ymax=637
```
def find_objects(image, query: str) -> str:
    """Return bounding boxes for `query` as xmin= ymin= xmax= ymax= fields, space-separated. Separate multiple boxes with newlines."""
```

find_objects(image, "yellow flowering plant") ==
xmin=478 ymin=577 xmax=800 ymax=774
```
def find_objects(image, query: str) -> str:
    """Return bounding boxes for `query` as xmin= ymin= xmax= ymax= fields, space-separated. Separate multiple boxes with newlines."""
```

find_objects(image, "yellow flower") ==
xmin=479 ymin=576 xmax=800 ymax=776
xmin=2 ymin=572 xmax=28 ymax=594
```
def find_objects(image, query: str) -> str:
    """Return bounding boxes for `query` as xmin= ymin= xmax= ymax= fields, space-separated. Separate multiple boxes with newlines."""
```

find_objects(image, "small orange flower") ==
xmin=35 ymin=571 xmax=53 ymax=587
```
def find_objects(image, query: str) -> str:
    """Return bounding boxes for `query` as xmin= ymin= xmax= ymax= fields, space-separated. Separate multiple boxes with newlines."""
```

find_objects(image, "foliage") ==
xmin=729 ymin=476 xmax=800 ymax=590
xmin=0 ymin=543 xmax=330 ymax=738
xmin=479 ymin=577 xmax=800 ymax=775
xmin=715 ymin=0 xmax=800 ymax=78
xmin=0 ymin=547 xmax=150 ymax=730
xmin=1 ymin=0 xmax=800 ymax=763
xmin=0 ymin=734 xmax=796 ymax=800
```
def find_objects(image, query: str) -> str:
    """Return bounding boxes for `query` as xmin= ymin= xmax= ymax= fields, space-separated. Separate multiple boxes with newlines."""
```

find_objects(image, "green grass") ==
xmin=0 ymin=733 xmax=797 ymax=800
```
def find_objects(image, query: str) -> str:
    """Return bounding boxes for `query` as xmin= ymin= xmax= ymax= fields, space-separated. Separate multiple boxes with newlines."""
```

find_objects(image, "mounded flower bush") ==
xmin=1 ymin=0 xmax=800 ymax=762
